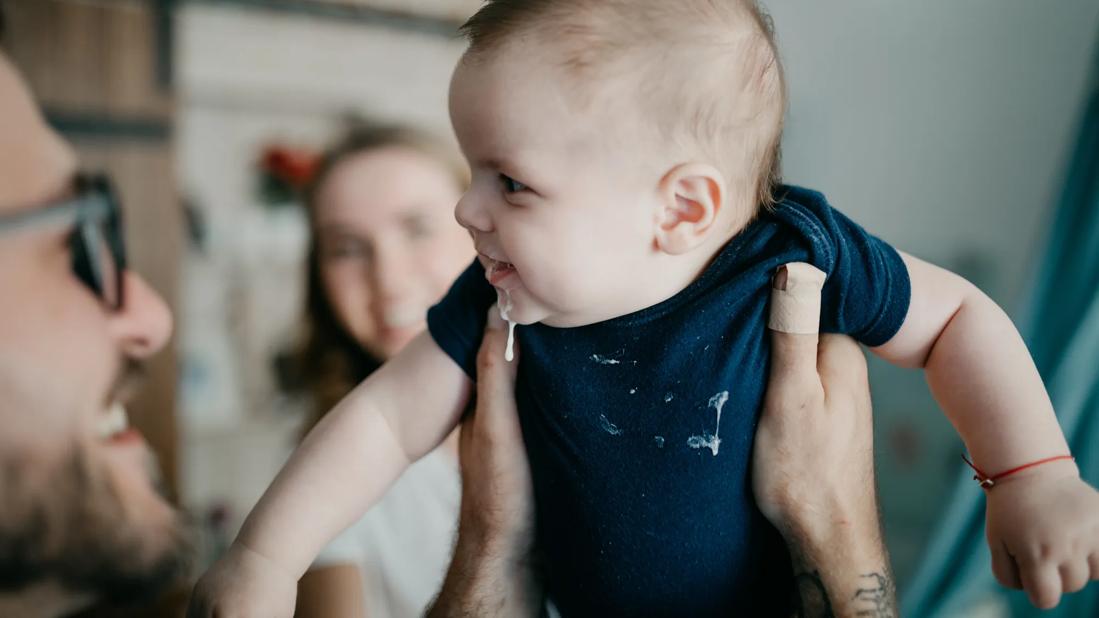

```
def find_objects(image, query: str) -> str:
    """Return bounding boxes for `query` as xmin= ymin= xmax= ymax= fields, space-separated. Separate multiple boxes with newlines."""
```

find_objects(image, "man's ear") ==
xmin=653 ymin=163 xmax=726 ymax=255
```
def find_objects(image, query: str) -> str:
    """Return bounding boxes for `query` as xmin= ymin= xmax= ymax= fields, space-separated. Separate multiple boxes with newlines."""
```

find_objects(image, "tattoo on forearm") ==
xmin=852 ymin=572 xmax=897 ymax=617
xmin=792 ymin=570 xmax=897 ymax=618
xmin=793 ymin=570 xmax=835 ymax=618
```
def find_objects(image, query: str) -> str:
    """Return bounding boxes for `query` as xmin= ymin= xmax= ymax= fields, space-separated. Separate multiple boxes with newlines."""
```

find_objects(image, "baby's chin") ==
xmin=494 ymin=289 xmax=547 ymax=326
xmin=496 ymin=302 xmax=542 ymax=326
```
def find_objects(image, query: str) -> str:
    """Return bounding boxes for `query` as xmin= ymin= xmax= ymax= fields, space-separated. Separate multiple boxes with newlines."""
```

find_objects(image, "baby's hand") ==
xmin=984 ymin=462 xmax=1099 ymax=609
xmin=187 ymin=542 xmax=297 ymax=618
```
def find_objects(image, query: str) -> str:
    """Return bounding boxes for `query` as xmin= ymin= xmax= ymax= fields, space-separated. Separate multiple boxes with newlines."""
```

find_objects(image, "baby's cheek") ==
xmin=528 ymin=267 xmax=584 ymax=310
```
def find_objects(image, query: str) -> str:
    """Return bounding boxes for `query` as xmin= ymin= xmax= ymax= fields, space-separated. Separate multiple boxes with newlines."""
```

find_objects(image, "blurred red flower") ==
xmin=260 ymin=145 xmax=319 ymax=190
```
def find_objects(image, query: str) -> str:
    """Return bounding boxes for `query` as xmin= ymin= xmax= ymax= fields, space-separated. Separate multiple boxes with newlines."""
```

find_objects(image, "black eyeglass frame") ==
xmin=0 ymin=173 xmax=128 ymax=310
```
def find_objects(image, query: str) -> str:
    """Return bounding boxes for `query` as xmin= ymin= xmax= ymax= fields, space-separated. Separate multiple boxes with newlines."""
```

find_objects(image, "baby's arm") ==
xmin=872 ymin=252 xmax=1099 ymax=608
xmin=872 ymin=252 xmax=1068 ymax=470
xmin=189 ymin=332 xmax=471 ymax=617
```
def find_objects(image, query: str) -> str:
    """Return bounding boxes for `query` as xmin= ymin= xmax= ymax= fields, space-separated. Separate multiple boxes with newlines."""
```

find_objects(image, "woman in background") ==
xmin=291 ymin=124 xmax=474 ymax=618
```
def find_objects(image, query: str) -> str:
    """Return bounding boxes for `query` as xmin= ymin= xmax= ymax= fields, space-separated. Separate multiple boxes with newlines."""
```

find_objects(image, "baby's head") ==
xmin=450 ymin=0 xmax=785 ymax=327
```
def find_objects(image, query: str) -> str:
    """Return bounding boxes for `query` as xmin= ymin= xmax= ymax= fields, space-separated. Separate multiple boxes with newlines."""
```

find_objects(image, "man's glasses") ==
xmin=0 ymin=174 xmax=127 ymax=310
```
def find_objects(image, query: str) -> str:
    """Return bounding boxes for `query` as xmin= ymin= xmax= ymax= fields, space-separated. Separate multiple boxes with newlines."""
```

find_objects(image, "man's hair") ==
xmin=0 ymin=2 xmax=7 ymax=45
xmin=460 ymin=0 xmax=787 ymax=210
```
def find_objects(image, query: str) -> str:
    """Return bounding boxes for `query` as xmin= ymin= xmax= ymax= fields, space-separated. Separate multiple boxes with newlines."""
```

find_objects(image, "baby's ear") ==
xmin=653 ymin=163 xmax=726 ymax=255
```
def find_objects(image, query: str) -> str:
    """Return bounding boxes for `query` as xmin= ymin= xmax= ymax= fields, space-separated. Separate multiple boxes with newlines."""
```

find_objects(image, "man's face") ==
xmin=0 ymin=52 xmax=187 ymax=604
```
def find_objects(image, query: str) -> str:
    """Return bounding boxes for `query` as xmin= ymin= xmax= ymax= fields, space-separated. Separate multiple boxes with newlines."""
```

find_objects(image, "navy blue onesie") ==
xmin=427 ymin=186 xmax=911 ymax=616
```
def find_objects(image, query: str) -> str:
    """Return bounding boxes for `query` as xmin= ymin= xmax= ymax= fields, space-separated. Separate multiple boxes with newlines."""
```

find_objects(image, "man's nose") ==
xmin=107 ymin=271 xmax=173 ymax=359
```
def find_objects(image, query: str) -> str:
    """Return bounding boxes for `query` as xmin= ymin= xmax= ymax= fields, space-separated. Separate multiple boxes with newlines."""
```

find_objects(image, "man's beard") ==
xmin=0 ymin=444 xmax=192 ymax=606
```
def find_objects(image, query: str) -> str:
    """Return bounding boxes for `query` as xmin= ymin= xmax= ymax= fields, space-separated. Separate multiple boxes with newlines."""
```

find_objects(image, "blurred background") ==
xmin=2 ymin=1 xmax=1097 ymax=616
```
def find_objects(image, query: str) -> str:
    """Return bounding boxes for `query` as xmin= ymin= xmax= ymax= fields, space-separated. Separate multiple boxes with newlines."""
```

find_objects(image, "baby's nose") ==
xmin=454 ymin=192 xmax=493 ymax=234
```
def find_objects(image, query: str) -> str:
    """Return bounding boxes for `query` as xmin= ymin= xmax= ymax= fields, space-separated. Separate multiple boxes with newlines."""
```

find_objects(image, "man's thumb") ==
xmin=768 ymin=262 xmax=825 ymax=381
xmin=487 ymin=305 xmax=506 ymax=330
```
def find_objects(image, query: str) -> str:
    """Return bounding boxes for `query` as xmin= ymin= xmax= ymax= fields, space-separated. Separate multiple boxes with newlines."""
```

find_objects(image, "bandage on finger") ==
xmin=769 ymin=262 xmax=826 ymax=334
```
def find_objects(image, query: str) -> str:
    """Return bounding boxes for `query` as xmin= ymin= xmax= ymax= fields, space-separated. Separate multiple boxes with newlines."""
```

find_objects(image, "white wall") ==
xmin=771 ymin=0 xmax=1099 ymax=304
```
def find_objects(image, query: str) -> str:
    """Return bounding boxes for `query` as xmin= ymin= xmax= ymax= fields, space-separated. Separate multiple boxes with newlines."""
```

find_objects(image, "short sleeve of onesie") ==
xmin=775 ymin=187 xmax=911 ymax=347
xmin=426 ymin=258 xmax=497 ymax=380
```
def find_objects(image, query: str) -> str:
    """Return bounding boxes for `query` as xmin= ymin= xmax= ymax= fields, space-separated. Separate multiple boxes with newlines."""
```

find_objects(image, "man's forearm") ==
xmin=427 ymin=523 xmax=542 ymax=618
xmin=786 ymin=519 xmax=897 ymax=618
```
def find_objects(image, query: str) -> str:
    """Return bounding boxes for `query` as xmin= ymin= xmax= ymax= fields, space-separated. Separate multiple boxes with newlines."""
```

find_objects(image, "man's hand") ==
xmin=752 ymin=263 xmax=897 ymax=617
xmin=753 ymin=332 xmax=878 ymax=543
xmin=456 ymin=310 xmax=535 ymax=554
xmin=427 ymin=309 xmax=541 ymax=617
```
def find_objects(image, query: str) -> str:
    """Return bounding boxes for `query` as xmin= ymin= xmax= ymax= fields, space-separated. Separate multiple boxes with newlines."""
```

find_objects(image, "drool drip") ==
xmin=498 ymin=289 xmax=517 ymax=362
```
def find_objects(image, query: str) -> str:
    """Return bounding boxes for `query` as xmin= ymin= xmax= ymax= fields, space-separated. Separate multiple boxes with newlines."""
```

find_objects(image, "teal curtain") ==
xmin=903 ymin=29 xmax=1099 ymax=618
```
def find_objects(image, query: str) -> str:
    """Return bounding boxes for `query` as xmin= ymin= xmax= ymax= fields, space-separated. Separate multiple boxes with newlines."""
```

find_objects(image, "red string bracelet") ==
xmin=962 ymin=454 xmax=1075 ymax=490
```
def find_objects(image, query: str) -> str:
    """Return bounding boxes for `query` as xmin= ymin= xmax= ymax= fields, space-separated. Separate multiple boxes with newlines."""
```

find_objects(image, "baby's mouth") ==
xmin=484 ymin=257 xmax=518 ymax=286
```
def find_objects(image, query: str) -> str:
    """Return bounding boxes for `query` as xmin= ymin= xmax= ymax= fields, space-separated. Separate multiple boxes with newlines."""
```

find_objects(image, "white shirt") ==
xmin=313 ymin=447 xmax=461 ymax=618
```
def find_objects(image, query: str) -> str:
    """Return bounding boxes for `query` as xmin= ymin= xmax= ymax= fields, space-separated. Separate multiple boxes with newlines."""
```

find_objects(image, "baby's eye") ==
xmin=499 ymin=174 xmax=528 ymax=194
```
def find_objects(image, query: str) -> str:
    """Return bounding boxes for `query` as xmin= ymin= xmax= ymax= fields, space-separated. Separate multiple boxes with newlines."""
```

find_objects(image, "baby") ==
xmin=193 ymin=1 xmax=1099 ymax=615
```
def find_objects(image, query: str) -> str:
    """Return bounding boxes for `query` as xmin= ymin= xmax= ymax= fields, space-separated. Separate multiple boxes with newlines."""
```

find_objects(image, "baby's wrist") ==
xmin=985 ymin=457 xmax=1079 ymax=488
xmin=229 ymin=539 xmax=301 ymax=582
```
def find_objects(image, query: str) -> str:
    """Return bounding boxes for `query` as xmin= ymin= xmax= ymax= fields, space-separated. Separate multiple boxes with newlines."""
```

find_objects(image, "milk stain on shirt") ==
xmin=687 ymin=391 xmax=729 ymax=456
xmin=600 ymin=414 xmax=623 ymax=436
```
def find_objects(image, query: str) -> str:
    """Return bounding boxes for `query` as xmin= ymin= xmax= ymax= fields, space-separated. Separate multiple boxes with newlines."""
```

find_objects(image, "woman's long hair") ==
xmin=294 ymin=123 xmax=468 ymax=435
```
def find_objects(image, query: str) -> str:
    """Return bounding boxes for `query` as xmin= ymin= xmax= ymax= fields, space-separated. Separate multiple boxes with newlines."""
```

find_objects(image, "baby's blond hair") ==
xmin=460 ymin=0 xmax=786 ymax=210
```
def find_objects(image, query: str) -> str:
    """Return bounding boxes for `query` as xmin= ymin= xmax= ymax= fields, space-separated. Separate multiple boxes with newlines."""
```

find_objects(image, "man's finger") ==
xmin=477 ymin=309 xmax=519 ymax=379
xmin=817 ymin=334 xmax=867 ymax=395
xmin=768 ymin=263 xmax=825 ymax=386
xmin=475 ymin=308 xmax=520 ymax=423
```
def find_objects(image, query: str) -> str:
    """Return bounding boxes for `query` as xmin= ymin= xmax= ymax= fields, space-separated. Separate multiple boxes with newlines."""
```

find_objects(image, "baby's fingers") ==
xmin=1059 ymin=558 xmax=1090 ymax=594
xmin=1020 ymin=560 xmax=1063 ymax=609
xmin=990 ymin=543 xmax=1022 ymax=589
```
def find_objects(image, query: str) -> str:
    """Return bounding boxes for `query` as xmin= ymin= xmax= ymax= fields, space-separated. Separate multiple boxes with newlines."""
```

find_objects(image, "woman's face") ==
xmin=314 ymin=147 xmax=472 ymax=360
